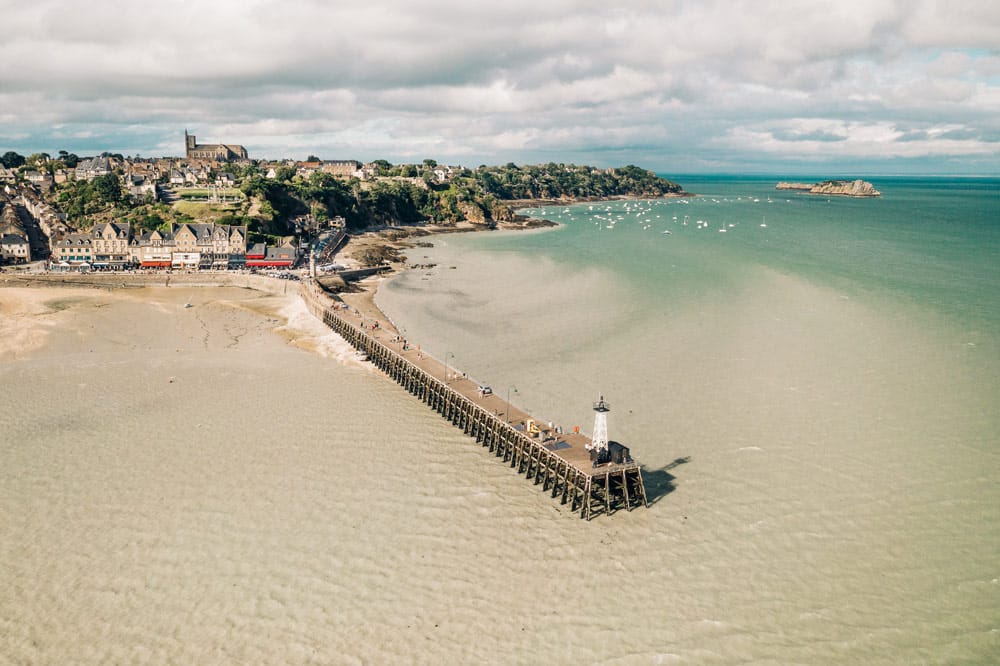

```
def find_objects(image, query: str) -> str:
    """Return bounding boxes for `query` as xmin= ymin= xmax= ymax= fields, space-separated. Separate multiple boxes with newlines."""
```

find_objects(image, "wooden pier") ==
xmin=301 ymin=283 xmax=648 ymax=519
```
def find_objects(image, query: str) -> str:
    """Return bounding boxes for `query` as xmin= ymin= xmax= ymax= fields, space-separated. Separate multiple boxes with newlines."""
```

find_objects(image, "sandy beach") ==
xmin=4 ymin=281 xmax=652 ymax=664
xmin=3 ymin=217 xmax=997 ymax=665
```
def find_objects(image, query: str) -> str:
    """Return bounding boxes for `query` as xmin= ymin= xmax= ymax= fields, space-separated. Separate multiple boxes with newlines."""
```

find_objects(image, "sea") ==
xmin=376 ymin=175 xmax=1000 ymax=663
xmin=2 ymin=175 xmax=998 ymax=664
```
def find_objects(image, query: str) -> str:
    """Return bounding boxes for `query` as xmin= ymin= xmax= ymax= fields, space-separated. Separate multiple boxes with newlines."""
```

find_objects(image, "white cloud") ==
xmin=0 ymin=0 xmax=998 ymax=172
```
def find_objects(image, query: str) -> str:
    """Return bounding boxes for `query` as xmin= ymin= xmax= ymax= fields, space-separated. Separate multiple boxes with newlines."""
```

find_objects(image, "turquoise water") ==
xmin=513 ymin=175 xmax=1000 ymax=333
xmin=376 ymin=175 xmax=1000 ymax=662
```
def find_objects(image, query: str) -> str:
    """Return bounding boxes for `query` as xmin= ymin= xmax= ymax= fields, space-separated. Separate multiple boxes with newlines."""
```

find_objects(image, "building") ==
xmin=246 ymin=244 xmax=296 ymax=268
xmin=0 ymin=194 xmax=30 ymax=264
xmin=74 ymin=156 xmax=112 ymax=181
xmin=132 ymin=229 xmax=174 ymax=268
xmin=24 ymin=170 xmax=54 ymax=189
xmin=123 ymin=173 xmax=157 ymax=201
xmin=52 ymin=232 xmax=93 ymax=267
xmin=130 ymin=222 xmax=248 ymax=269
xmin=91 ymin=222 xmax=132 ymax=268
xmin=1 ymin=234 xmax=29 ymax=263
xmin=321 ymin=160 xmax=361 ymax=178
xmin=184 ymin=130 xmax=248 ymax=162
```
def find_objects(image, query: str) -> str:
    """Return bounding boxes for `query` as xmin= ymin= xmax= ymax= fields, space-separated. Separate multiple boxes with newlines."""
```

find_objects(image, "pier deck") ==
xmin=302 ymin=282 xmax=647 ymax=519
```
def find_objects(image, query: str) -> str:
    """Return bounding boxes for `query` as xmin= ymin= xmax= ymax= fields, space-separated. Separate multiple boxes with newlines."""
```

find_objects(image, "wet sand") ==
xmin=3 ymin=270 xmax=997 ymax=664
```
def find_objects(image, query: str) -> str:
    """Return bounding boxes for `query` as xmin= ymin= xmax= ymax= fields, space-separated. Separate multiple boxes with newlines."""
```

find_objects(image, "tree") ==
xmin=1 ymin=151 xmax=25 ymax=168
xmin=422 ymin=158 xmax=438 ymax=168
xmin=58 ymin=150 xmax=80 ymax=167
xmin=274 ymin=166 xmax=296 ymax=182
xmin=306 ymin=154 xmax=321 ymax=163
xmin=92 ymin=173 xmax=122 ymax=205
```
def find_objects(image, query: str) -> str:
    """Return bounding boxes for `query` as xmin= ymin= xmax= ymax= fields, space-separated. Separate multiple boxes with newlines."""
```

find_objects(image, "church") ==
xmin=184 ymin=130 xmax=248 ymax=161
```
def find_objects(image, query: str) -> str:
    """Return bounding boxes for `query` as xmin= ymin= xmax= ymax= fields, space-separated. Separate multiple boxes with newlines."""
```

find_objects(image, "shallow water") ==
xmin=375 ymin=176 xmax=1000 ymax=663
xmin=2 ymin=175 xmax=998 ymax=664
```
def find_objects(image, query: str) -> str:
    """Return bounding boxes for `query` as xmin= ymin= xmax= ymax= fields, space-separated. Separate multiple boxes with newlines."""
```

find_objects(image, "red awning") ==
xmin=246 ymin=260 xmax=293 ymax=267
xmin=141 ymin=261 xmax=172 ymax=267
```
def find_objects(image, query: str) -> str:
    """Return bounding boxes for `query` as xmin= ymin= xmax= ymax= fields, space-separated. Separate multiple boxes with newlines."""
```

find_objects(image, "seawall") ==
xmin=0 ymin=271 xmax=292 ymax=295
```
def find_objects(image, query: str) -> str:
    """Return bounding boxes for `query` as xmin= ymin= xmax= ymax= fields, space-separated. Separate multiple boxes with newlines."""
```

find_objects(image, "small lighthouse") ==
xmin=587 ymin=394 xmax=610 ymax=454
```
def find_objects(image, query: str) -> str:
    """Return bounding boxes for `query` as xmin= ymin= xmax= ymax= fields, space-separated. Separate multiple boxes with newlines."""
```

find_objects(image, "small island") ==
xmin=775 ymin=179 xmax=881 ymax=198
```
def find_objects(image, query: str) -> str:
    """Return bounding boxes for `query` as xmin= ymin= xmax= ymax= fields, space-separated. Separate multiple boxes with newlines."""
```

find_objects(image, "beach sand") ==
xmin=2 ymin=283 xmax=644 ymax=664
xmin=3 ymin=270 xmax=997 ymax=664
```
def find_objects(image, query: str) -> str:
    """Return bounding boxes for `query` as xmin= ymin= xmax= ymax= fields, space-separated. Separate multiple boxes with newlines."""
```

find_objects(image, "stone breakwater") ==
xmin=775 ymin=179 xmax=881 ymax=197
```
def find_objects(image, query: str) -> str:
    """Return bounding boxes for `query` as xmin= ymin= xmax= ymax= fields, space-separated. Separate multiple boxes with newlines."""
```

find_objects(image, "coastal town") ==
xmin=2 ymin=130 xmax=657 ymax=521
xmin=0 ymin=131 xmax=686 ymax=273
xmin=2 ymin=132 xmax=394 ymax=272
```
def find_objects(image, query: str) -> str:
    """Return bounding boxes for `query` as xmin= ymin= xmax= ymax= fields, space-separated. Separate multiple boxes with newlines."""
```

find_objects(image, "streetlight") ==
xmin=505 ymin=385 xmax=518 ymax=424
xmin=444 ymin=351 xmax=455 ymax=383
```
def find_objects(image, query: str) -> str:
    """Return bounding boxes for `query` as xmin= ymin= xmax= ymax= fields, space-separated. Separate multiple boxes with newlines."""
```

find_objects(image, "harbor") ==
xmin=301 ymin=281 xmax=648 ymax=519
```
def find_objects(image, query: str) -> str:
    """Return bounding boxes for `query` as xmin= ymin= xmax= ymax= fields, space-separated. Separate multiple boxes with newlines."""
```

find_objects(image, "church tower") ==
xmin=184 ymin=129 xmax=196 ymax=158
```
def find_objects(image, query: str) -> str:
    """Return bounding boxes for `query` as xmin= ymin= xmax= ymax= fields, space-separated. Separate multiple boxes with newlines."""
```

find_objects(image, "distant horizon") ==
xmin=3 ymin=143 xmax=998 ymax=179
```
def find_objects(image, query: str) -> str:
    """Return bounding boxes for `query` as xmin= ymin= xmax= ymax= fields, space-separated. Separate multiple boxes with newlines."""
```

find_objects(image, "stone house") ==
xmin=91 ymin=222 xmax=132 ymax=267
xmin=214 ymin=172 xmax=236 ymax=187
xmin=0 ymin=233 xmax=30 ymax=263
xmin=169 ymin=222 xmax=248 ymax=268
xmin=24 ymin=170 xmax=54 ymax=189
xmin=295 ymin=161 xmax=321 ymax=178
xmin=52 ymin=232 xmax=93 ymax=265
xmin=321 ymin=160 xmax=361 ymax=178
xmin=74 ymin=156 xmax=112 ymax=181
xmin=131 ymin=229 xmax=175 ymax=268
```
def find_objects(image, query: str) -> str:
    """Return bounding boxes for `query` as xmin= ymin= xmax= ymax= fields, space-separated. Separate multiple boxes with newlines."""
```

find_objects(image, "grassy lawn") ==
xmin=176 ymin=187 xmax=244 ymax=199
xmin=172 ymin=200 xmax=243 ymax=218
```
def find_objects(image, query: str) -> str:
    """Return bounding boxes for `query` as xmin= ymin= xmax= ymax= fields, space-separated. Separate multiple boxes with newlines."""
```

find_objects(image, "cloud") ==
xmin=0 ymin=0 xmax=998 ymax=173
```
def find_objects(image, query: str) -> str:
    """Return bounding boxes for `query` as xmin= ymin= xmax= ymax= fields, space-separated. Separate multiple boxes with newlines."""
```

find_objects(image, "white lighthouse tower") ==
xmin=587 ymin=394 xmax=610 ymax=453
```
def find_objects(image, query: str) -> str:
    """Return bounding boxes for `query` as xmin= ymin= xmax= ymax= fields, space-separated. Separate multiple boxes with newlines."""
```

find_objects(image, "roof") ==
xmin=94 ymin=221 xmax=130 ymax=238
xmin=265 ymin=246 xmax=296 ymax=260
xmin=59 ymin=233 xmax=92 ymax=245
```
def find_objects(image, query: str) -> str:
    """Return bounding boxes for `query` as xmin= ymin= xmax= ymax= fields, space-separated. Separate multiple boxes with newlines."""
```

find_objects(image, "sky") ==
xmin=2 ymin=0 xmax=999 ymax=175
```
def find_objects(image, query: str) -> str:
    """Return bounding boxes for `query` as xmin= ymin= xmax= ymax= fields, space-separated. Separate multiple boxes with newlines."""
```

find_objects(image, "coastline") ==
xmin=329 ymin=190 xmax=690 ymax=292
xmin=501 ymin=191 xmax=694 ymax=208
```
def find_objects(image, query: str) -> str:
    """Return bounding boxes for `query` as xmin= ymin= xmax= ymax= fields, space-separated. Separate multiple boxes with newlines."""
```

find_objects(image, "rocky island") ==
xmin=775 ymin=179 xmax=881 ymax=197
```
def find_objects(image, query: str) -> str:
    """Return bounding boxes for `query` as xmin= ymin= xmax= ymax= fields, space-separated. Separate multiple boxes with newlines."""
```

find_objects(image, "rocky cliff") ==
xmin=775 ymin=179 xmax=881 ymax=197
